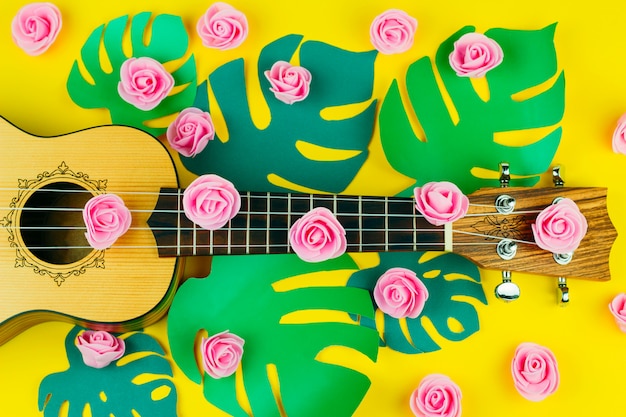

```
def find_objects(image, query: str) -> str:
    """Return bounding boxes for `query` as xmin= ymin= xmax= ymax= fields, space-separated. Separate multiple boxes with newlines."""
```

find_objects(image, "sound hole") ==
xmin=20 ymin=182 xmax=93 ymax=265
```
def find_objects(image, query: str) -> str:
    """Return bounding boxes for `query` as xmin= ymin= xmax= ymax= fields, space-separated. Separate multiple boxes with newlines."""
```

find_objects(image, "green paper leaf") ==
xmin=168 ymin=254 xmax=379 ymax=417
xmin=38 ymin=327 xmax=178 ymax=417
xmin=380 ymin=24 xmax=564 ymax=194
xmin=348 ymin=252 xmax=487 ymax=354
xmin=67 ymin=12 xmax=196 ymax=136
xmin=182 ymin=34 xmax=378 ymax=193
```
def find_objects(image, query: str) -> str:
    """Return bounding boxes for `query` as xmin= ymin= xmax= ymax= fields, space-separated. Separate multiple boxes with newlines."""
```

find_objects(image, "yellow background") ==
xmin=1 ymin=0 xmax=626 ymax=416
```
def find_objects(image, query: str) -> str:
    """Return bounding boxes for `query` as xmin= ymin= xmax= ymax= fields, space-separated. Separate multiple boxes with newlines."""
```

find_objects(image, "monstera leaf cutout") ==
xmin=168 ymin=254 xmax=379 ymax=417
xmin=348 ymin=252 xmax=487 ymax=354
xmin=38 ymin=327 xmax=177 ymax=417
xmin=182 ymin=34 xmax=377 ymax=193
xmin=67 ymin=12 xmax=196 ymax=136
xmin=380 ymin=23 xmax=564 ymax=194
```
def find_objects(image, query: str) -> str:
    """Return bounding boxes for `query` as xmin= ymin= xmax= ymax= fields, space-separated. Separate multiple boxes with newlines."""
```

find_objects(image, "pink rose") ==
xmin=370 ymin=9 xmax=417 ymax=55
xmin=11 ymin=2 xmax=62 ymax=56
xmin=167 ymin=107 xmax=215 ymax=157
xmin=264 ymin=61 xmax=312 ymax=105
xmin=117 ymin=57 xmax=174 ymax=111
xmin=611 ymin=113 xmax=626 ymax=154
xmin=609 ymin=293 xmax=626 ymax=332
xmin=196 ymin=2 xmax=248 ymax=50
xmin=531 ymin=198 xmax=587 ymax=254
xmin=289 ymin=207 xmax=347 ymax=262
xmin=76 ymin=330 xmax=125 ymax=369
xmin=83 ymin=194 xmax=132 ymax=250
xmin=183 ymin=174 xmax=241 ymax=230
xmin=449 ymin=32 xmax=503 ymax=78
xmin=374 ymin=267 xmax=429 ymax=319
xmin=414 ymin=182 xmax=469 ymax=226
xmin=410 ymin=374 xmax=462 ymax=417
xmin=201 ymin=330 xmax=244 ymax=379
xmin=511 ymin=342 xmax=559 ymax=401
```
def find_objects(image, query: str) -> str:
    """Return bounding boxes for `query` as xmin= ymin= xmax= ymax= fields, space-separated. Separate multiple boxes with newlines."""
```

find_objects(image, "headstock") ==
xmin=453 ymin=165 xmax=616 ymax=303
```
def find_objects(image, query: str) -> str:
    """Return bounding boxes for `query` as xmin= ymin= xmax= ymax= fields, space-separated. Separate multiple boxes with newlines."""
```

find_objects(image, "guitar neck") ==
xmin=147 ymin=189 xmax=446 ymax=257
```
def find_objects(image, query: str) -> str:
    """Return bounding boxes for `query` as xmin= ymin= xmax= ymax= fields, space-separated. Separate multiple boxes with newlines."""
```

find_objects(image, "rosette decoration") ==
xmin=117 ymin=57 xmax=175 ymax=111
xmin=196 ymin=2 xmax=248 ymax=50
xmin=83 ymin=194 xmax=132 ymax=250
xmin=182 ymin=174 xmax=241 ymax=230
xmin=11 ymin=2 xmax=62 ymax=56
xmin=369 ymin=9 xmax=417 ymax=54
xmin=609 ymin=293 xmax=626 ymax=332
xmin=531 ymin=198 xmax=587 ymax=254
xmin=75 ymin=330 xmax=125 ymax=369
xmin=409 ymin=374 xmax=462 ymax=417
xmin=448 ymin=32 xmax=503 ymax=78
xmin=200 ymin=330 xmax=245 ymax=379
xmin=414 ymin=181 xmax=469 ymax=226
xmin=373 ymin=267 xmax=429 ymax=319
xmin=167 ymin=107 xmax=216 ymax=157
xmin=289 ymin=207 xmax=347 ymax=262
xmin=511 ymin=342 xmax=559 ymax=401
xmin=264 ymin=61 xmax=312 ymax=104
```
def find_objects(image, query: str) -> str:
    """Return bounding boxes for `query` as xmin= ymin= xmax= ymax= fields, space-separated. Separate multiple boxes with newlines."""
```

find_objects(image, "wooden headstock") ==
xmin=454 ymin=186 xmax=616 ymax=281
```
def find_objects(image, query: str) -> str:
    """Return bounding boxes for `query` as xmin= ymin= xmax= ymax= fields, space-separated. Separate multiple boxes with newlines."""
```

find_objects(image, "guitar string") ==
xmin=0 ymin=228 xmax=537 ymax=250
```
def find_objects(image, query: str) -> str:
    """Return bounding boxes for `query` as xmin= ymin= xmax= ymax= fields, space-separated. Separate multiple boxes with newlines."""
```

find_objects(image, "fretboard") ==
xmin=147 ymin=189 xmax=446 ymax=257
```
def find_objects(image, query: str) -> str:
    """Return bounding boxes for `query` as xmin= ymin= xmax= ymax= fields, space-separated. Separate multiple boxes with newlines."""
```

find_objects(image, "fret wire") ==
xmin=227 ymin=219 xmax=232 ymax=255
xmin=192 ymin=221 xmax=197 ymax=256
xmin=358 ymin=195 xmax=363 ymax=252
xmin=176 ymin=189 xmax=181 ymax=257
xmin=287 ymin=193 xmax=292 ymax=253
xmin=246 ymin=192 xmax=251 ymax=255
xmin=384 ymin=196 xmax=389 ymax=252
xmin=412 ymin=210 xmax=417 ymax=251
xmin=209 ymin=228 xmax=214 ymax=254
xmin=266 ymin=192 xmax=271 ymax=254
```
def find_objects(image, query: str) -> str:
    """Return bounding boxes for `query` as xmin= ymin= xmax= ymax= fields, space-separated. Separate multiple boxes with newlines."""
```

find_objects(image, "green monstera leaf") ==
xmin=348 ymin=252 xmax=487 ymax=354
xmin=182 ymin=34 xmax=377 ymax=193
xmin=380 ymin=24 xmax=564 ymax=194
xmin=67 ymin=12 xmax=196 ymax=136
xmin=168 ymin=254 xmax=379 ymax=417
xmin=38 ymin=327 xmax=177 ymax=417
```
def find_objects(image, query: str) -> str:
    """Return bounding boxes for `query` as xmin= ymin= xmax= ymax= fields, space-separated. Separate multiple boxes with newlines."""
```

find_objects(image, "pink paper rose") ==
xmin=511 ymin=342 xmax=559 ymax=401
xmin=11 ymin=2 xmax=62 ymax=56
xmin=410 ymin=374 xmax=462 ymax=417
xmin=414 ymin=182 xmax=469 ymax=226
xmin=264 ymin=61 xmax=312 ymax=104
xmin=201 ymin=330 xmax=244 ymax=379
xmin=167 ymin=107 xmax=215 ymax=157
xmin=183 ymin=174 xmax=241 ymax=230
xmin=449 ymin=32 xmax=503 ymax=78
xmin=611 ymin=113 xmax=626 ymax=154
xmin=197 ymin=2 xmax=248 ymax=50
xmin=83 ymin=194 xmax=132 ymax=250
xmin=289 ymin=207 xmax=347 ymax=262
xmin=374 ymin=267 xmax=429 ymax=319
xmin=370 ymin=9 xmax=417 ymax=54
xmin=531 ymin=198 xmax=587 ymax=254
xmin=609 ymin=293 xmax=626 ymax=332
xmin=76 ymin=330 xmax=125 ymax=369
xmin=117 ymin=57 xmax=174 ymax=111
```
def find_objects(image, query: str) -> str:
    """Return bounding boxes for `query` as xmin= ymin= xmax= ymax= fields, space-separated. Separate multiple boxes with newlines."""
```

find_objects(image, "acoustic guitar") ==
xmin=0 ymin=117 xmax=616 ymax=345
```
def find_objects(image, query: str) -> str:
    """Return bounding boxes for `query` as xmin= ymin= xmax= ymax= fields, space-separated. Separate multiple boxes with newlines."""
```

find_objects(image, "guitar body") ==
xmin=0 ymin=118 xmax=181 ymax=343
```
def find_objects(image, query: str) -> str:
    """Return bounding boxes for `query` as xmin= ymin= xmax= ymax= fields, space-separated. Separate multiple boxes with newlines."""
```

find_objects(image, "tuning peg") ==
xmin=495 ymin=270 xmax=520 ymax=302
xmin=557 ymin=277 xmax=569 ymax=306
xmin=499 ymin=162 xmax=510 ymax=188
xmin=552 ymin=166 xmax=564 ymax=187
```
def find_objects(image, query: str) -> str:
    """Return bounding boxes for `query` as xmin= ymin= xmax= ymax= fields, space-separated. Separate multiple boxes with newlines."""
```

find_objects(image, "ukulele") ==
xmin=0 ymin=117 xmax=616 ymax=345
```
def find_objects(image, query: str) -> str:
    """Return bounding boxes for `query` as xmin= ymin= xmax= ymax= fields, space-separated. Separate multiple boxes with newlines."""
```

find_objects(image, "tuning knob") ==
xmin=557 ymin=277 xmax=569 ymax=306
xmin=495 ymin=270 xmax=520 ymax=302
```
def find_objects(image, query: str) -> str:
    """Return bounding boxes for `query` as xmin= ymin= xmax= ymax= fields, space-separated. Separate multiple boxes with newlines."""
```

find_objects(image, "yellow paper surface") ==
xmin=1 ymin=1 xmax=625 ymax=416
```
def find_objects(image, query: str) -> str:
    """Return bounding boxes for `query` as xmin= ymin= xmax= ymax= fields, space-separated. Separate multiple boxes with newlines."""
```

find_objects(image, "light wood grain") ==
xmin=0 ymin=118 xmax=180 ymax=344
